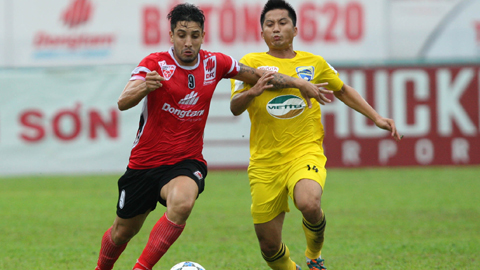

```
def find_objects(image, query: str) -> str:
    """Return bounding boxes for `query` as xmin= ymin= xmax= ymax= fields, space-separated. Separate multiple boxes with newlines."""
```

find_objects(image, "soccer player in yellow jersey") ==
xmin=230 ymin=0 xmax=402 ymax=269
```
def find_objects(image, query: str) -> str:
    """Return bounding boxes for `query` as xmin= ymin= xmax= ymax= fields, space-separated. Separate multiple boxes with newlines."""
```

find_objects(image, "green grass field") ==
xmin=1 ymin=166 xmax=479 ymax=269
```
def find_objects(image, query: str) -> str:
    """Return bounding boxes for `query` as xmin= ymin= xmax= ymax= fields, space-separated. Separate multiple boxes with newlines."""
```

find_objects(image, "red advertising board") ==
xmin=322 ymin=64 xmax=480 ymax=167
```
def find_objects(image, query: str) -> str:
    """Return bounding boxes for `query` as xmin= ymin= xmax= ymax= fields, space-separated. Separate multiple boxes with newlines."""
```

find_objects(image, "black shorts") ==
xmin=116 ymin=159 xmax=207 ymax=219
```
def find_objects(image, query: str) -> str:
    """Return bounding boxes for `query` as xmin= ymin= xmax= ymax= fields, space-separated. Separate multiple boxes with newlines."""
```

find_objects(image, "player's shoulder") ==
xmin=242 ymin=52 xmax=267 ymax=59
xmin=295 ymin=51 xmax=325 ymax=61
xmin=239 ymin=52 xmax=269 ymax=65
xmin=143 ymin=51 xmax=170 ymax=61
xmin=200 ymin=49 xmax=230 ymax=59
xmin=138 ymin=51 xmax=171 ymax=67
xmin=199 ymin=49 xmax=237 ymax=67
xmin=243 ymin=51 xmax=267 ymax=57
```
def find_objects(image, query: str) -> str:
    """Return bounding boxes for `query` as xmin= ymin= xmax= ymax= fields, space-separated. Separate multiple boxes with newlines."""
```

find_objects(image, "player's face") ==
xmin=261 ymin=9 xmax=297 ymax=50
xmin=170 ymin=21 xmax=205 ymax=66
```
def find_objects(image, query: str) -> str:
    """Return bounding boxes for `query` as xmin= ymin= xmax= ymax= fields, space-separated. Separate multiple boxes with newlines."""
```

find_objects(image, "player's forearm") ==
xmin=235 ymin=63 xmax=303 ymax=89
xmin=230 ymin=91 xmax=255 ymax=116
xmin=117 ymin=82 xmax=150 ymax=111
xmin=269 ymin=72 xmax=305 ymax=89
xmin=335 ymin=84 xmax=381 ymax=123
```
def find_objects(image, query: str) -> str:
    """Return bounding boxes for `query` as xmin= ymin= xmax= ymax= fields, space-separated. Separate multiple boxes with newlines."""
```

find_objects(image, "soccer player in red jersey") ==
xmin=94 ymin=3 xmax=331 ymax=270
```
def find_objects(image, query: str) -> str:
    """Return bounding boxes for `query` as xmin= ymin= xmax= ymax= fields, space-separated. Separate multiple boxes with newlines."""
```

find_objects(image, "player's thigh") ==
xmin=248 ymin=164 xmax=290 ymax=224
xmin=116 ymin=167 xmax=161 ymax=219
xmin=157 ymin=159 xmax=207 ymax=207
xmin=160 ymin=175 xmax=199 ymax=208
xmin=286 ymin=153 xmax=327 ymax=206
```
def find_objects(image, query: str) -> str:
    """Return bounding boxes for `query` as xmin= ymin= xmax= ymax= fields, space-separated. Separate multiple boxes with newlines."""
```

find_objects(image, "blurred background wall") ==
xmin=1 ymin=0 xmax=479 ymax=175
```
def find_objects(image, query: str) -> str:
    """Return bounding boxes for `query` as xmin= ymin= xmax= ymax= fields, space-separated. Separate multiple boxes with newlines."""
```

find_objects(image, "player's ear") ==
xmin=293 ymin=26 xmax=297 ymax=37
xmin=169 ymin=30 xmax=173 ymax=43
xmin=201 ymin=31 xmax=205 ymax=44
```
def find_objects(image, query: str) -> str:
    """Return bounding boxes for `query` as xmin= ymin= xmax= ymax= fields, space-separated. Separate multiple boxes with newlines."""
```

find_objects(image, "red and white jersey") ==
xmin=127 ymin=47 xmax=240 ymax=169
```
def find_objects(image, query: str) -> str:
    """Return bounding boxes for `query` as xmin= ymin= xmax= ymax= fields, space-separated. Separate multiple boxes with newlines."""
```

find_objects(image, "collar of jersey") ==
xmin=168 ymin=47 xmax=200 ymax=70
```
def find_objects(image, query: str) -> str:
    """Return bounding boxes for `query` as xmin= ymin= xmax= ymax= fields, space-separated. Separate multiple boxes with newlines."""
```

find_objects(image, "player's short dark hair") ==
xmin=168 ymin=3 xmax=205 ymax=32
xmin=260 ymin=0 xmax=297 ymax=28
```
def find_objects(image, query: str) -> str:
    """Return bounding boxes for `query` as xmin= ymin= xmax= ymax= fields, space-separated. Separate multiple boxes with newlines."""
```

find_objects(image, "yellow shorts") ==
xmin=248 ymin=153 xmax=327 ymax=224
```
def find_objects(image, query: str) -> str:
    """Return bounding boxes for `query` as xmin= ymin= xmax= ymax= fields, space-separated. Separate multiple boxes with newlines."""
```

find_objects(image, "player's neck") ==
xmin=266 ymin=48 xmax=296 ymax=59
xmin=174 ymin=56 xmax=199 ymax=67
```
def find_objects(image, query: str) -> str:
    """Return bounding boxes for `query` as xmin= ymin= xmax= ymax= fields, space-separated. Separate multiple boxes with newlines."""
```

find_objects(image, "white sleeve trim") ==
xmin=226 ymin=56 xmax=240 ymax=75
xmin=131 ymin=66 xmax=151 ymax=75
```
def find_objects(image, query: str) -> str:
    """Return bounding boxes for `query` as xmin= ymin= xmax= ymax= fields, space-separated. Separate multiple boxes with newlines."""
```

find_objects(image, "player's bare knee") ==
xmin=297 ymin=199 xmax=321 ymax=216
xmin=260 ymin=240 xmax=282 ymax=257
xmin=170 ymin=197 xmax=196 ymax=217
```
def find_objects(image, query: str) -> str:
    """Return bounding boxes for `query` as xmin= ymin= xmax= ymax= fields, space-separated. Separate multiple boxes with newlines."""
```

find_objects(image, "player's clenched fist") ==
xmin=145 ymin=71 xmax=166 ymax=92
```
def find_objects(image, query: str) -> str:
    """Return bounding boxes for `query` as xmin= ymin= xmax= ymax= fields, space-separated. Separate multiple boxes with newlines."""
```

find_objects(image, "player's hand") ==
xmin=314 ymin=82 xmax=333 ymax=105
xmin=249 ymin=71 xmax=275 ymax=96
xmin=375 ymin=117 xmax=403 ymax=141
xmin=298 ymin=81 xmax=333 ymax=108
xmin=145 ymin=71 xmax=165 ymax=92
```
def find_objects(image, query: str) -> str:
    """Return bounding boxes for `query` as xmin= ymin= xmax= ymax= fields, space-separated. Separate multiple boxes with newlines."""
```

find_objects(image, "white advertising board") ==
xmin=1 ymin=64 xmax=479 ymax=176
xmin=390 ymin=0 xmax=480 ymax=60
xmin=10 ymin=0 xmax=136 ymax=67
xmin=0 ymin=1 xmax=8 ymax=66
xmin=3 ymin=0 xmax=480 ymax=67
xmin=0 ymin=66 xmax=135 ymax=175
xmin=0 ymin=66 xmax=252 ymax=175
xmin=423 ymin=1 xmax=480 ymax=59
xmin=4 ymin=0 xmax=386 ymax=67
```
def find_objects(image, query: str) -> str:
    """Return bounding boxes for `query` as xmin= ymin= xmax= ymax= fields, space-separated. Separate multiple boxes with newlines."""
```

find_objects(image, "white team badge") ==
xmin=159 ymin=60 xmax=176 ymax=80
xmin=296 ymin=66 xmax=314 ymax=81
xmin=119 ymin=189 xmax=126 ymax=209
xmin=193 ymin=170 xmax=203 ymax=180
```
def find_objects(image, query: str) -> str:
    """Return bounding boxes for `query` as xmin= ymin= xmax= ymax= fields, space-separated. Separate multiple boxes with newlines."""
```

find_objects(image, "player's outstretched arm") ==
xmin=232 ymin=63 xmax=332 ymax=109
xmin=118 ymin=71 xmax=165 ymax=111
xmin=334 ymin=84 xmax=402 ymax=141
xmin=230 ymin=72 xmax=275 ymax=116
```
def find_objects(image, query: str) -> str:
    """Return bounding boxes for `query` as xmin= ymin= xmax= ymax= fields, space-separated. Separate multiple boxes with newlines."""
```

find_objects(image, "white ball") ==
xmin=170 ymin=261 xmax=205 ymax=270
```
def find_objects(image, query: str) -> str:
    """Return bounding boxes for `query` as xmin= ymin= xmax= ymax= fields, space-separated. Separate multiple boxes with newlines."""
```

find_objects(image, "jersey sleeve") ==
xmin=215 ymin=52 xmax=240 ymax=79
xmin=130 ymin=54 xmax=160 ymax=81
xmin=230 ymin=56 xmax=253 ymax=99
xmin=317 ymin=58 xmax=344 ymax=91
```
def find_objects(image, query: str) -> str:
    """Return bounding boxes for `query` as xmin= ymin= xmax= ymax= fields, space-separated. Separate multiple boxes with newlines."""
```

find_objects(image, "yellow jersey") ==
xmin=231 ymin=51 xmax=344 ymax=166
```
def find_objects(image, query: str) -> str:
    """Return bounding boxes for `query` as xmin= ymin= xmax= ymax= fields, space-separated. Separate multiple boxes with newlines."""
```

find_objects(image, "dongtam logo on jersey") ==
xmin=162 ymin=103 xmax=204 ymax=119
xmin=204 ymin=56 xmax=217 ymax=84
xmin=179 ymin=91 xmax=199 ymax=106
xmin=266 ymin=95 xmax=306 ymax=119
xmin=159 ymin=60 xmax=176 ymax=80
xmin=296 ymin=66 xmax=315 ymax=81
xmin=258 ymin=66 xmax=279 ymax=72
xmin=32 ymin=0 xmax=116 ymax=62
xmin=163 ymin=91 xmax=204 ymax=119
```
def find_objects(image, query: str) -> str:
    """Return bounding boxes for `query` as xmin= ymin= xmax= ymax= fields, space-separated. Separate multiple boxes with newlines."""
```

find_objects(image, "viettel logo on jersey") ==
xmin=266 ymin=95 xmax=306 ymax=119
xmin=62 ymin=0 xmax=92 ymax=28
